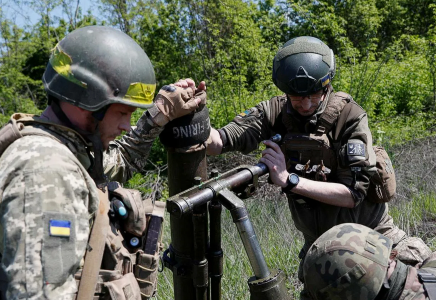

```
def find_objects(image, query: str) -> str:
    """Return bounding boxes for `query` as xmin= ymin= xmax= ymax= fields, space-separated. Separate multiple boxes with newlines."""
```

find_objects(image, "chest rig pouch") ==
xmin=281 ymin=132 xmax=337 ymax=182
xmin=279 ymin=91 xmax=351 ymax=183
xmin=74 ymin=182 xmax=166 ymax=300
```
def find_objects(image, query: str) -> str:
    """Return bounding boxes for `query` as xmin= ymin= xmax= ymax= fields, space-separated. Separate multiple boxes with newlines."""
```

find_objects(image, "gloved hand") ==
xmin=109 ymin=186 xmax=147 ymax=236
xmin=149 ymin=79 xmax=207 ymax=127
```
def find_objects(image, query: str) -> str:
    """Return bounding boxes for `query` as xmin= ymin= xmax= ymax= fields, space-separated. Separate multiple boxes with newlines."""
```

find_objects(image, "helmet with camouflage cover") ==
xmin=272 ymin=36 xmax=335 ymax=96
xmin=43 ymin=25 xmax=156 ymax=111
xmin=303 ymin=223 xmax=393 ymax=300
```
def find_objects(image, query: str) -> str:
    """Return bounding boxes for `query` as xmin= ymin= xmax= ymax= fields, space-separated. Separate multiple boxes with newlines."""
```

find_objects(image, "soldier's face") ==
xmin=288 ymin=90 xmax=325 ymax=116
xmin=99 ymin=103 xmax=137 ymax=149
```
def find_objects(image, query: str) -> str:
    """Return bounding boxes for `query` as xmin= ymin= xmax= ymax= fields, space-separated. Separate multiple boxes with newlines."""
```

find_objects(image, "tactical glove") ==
xmin=110 ymin=186 xmax=148 ymax=236
xmin=148 ymin=85 xmax=206 ymax=127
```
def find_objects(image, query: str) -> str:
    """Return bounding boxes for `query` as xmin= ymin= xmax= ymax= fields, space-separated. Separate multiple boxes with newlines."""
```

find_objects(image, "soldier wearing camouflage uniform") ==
xmin=0 ymin=26 xmax=205 ymax=300
xmin=303 ymin=223 xmax=436 ymax=300
xmin=204 ymin=36 xmax=431 ymax=296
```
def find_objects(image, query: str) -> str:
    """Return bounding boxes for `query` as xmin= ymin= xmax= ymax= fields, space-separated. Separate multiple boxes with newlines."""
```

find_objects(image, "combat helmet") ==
xmin=43 ymin=25 xmax=156 ymax=111
xmin=272 ymin=36 xmax=335 ymax=96
xmin=303 ymin=223 xmax=393 ymax=300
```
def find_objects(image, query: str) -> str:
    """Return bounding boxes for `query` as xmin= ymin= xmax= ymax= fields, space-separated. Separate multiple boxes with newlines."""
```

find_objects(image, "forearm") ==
xmin=105 ymin=82 xmax=204 ymax=182
xmin=218 ymin=98 xmax=281 ymax=154
xmin=206 ymin=128 xmax=223 ymax=156
xmin=292 ymin=177 xmax=355 ymax=208
xmin=105 ymin=111 xmax=163 ymax=183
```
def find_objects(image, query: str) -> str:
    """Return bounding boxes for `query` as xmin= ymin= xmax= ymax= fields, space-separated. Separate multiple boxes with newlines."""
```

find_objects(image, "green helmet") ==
xmin=42 ymin=26 xmax=156 ymax=111
xmin=272 ymin=36 xmax=335 ymax=96
xmin=303 ymin=223 xmax=393 ymax=300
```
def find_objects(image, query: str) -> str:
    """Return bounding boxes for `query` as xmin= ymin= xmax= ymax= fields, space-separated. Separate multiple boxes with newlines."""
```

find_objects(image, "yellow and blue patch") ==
xmin=49 ymin=219 xmax=71 ymax=237
xmin=238 ymin=110 xmax=251 ymax=117
xmin=321 ymin=74 xmax=330 ymax=87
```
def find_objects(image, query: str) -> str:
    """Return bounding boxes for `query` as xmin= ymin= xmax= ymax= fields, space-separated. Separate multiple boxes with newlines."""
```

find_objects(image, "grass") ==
xmin=136 ymin=136 xmax=436 ymax=299
xmin=155 ymin=188 xmax=304 ymax=300
xmin=389 ymin=192 xmax=436 ymax=249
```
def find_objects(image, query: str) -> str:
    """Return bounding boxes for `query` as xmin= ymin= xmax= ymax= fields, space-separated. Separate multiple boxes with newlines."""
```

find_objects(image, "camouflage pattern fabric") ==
xmin=302 ymin=224 xmax=436 ymax=300
xmin=303 ymin=223 xmax=393 ymax=300
xmin=375 ymin=213 xmax=432 ymax=267
xmin=0 ymin=109 xmax=161 ymax=299
xmin=0 ymin=133 xmax=98 ymax=300
xmin=104 ymin=110 xmax=164 ymax=183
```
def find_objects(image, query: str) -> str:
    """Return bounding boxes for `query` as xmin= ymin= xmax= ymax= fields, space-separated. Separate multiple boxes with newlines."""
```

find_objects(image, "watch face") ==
xmin=290 ymin=173 xmax=299 ymax=185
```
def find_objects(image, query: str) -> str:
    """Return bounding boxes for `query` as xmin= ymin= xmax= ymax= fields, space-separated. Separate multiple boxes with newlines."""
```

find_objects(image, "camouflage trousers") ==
xmin=298 ymin=213 xmax=432 ymax=300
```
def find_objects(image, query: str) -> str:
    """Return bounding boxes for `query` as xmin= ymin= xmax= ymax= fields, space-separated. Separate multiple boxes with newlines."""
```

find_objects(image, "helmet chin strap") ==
xmin=51 ymin=99 xmax=108 ymax=189
xmin=313 ymin=85 xmax=333 ymax=117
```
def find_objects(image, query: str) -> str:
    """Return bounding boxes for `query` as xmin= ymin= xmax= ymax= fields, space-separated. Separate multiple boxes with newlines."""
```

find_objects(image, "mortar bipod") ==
xmin=163 ymin=164 xmax=290 ymax=300
xmin=217 ymin=189 xmax=289 ymax=300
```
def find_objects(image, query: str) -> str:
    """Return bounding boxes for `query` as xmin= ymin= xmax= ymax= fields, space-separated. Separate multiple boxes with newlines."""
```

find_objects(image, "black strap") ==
xmin=418 ymin=269 xmax=436 ymax=300
xmin=0 ymin=263 xmax=7 ymax=300
xmin=159 ymin=107 xmax=210 ymax=148
xmin=143 ymin=216 xmax=163 ymax=255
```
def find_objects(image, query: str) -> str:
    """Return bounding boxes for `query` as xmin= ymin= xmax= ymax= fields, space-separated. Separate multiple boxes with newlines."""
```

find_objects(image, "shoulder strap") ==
xmin=76 ymin=188 xmax=110 ymax=300
xmin=316 ymin=92 xmax=352 ymax=134
xmin=0 ymin=113 xmax=87 ymax=157
xmin=279 ymin=95 xmax=295 ymax=132
xmin=0 ymin=122 xmax=23 ymax=157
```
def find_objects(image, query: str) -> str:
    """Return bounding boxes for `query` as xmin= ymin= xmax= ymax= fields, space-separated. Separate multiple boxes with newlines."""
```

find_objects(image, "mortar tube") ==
xmin=193 ymin=203 xmax=208 ymax=300
xmin=168 ymin=163 xmax=269 ymax=218
xmin=209 ymin=200 xmax=223 ymax=300
xmin=167 ymin=147 xmax=208 ymax=300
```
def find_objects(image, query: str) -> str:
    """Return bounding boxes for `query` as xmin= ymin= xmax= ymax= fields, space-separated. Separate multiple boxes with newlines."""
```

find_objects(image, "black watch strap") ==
xmin=281 ymin=173 xmax=299 ymax=194
xmin=281 ymin=184 xmax=294 ymax=194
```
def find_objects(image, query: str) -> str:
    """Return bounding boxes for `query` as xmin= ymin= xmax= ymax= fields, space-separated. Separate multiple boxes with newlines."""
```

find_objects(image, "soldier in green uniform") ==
xmin=200 ymin=36 xmax=431 ymax=296
xmin=303 ymin=223 xmax=436 ymax=300
xmin=0 ymin=26 xmax=205 ymax=299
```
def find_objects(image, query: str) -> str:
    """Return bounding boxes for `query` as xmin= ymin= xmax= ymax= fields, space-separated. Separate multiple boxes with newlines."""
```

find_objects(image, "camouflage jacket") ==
xmin=384 ymin=253 xmax=436 ymax=300
xmin=0 ymin=108 xmax=162 ymax=299
xmin=220 ymin=92 xmax=388 ymax=242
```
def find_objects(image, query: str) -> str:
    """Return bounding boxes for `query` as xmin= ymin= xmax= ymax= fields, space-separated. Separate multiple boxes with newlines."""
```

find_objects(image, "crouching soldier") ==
xmin=303 ymin=223 xmax=436 ymax=300
xmin=0 ymin=26 xmax=205 ymax=300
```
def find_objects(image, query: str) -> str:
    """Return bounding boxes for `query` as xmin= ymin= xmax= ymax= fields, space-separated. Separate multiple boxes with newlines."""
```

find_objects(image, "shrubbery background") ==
xmin=1 ymin=0 xmax=436 ymax=298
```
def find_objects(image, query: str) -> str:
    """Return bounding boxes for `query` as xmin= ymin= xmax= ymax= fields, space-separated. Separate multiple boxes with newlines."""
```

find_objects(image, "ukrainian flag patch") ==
xmin=238 ymin=110 xmax=250 ymax=117
xmin=321 ymin=74 xmax=330 ymax=87
xmin=49 ymin=219 xmax=71 ymax=237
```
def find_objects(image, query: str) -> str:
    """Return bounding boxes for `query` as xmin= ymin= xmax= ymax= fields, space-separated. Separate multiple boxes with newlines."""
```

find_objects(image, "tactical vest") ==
xmin=0 ymin=114 xmax=165 ymax=300
xmin=279 ymin=92 xmax=396 ymax=203
xmin=279 ymin=92 xmax=351 ymax=182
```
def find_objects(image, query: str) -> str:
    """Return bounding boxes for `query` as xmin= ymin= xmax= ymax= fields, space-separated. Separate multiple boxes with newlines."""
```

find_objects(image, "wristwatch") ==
xmin=281 ymin=173 xmax=300 ymax=194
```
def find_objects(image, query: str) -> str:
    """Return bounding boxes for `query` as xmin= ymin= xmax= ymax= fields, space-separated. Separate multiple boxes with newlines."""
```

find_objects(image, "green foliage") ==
xmin=389 ymin=192 xmax=436 ymax=247
xmin=2 ymin=1 xmax=436 ymax=298
xmin=370 ymin=112 xmax=436 ymax=146
xmin=2 ymin=0 xmax=436 ymax=140
xmin=0 ymin=8 xmax=98 ymax=126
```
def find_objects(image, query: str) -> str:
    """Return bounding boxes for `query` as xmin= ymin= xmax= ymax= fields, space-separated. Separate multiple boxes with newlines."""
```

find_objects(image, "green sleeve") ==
xmin=221 ymin=96 xmax=286 ymax=154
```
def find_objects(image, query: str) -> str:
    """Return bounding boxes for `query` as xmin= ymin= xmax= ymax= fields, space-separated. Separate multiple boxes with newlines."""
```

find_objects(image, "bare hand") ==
xmin=173 ymin=78 xmax=206 ymax=92
xmin=172 ymin=78 xmax=207 ymax=105
xmin=259 ymin=140 xmax=289 ymax=187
